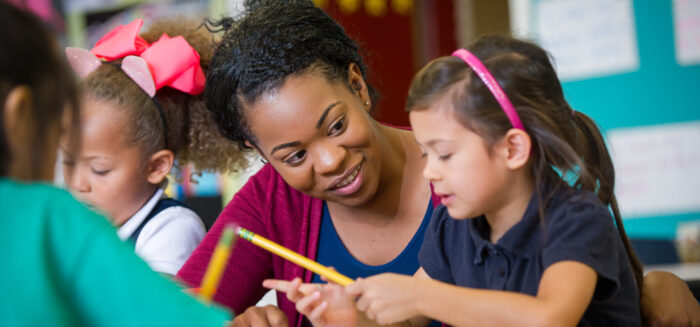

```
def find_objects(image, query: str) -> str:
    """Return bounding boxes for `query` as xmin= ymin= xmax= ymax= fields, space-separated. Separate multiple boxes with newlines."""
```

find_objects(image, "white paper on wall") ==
xmin=673 ymin=0 xmax=700 ymax=66
xmin=64 ymin=0 xmax=120 ymax=13
xmin=608 ymin=121 xmax=700 ymax=218
xmin=534 ymin=0 xmax=639 ymax=81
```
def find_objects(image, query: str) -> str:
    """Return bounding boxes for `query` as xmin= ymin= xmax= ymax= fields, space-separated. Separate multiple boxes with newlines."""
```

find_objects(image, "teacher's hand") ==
xmin=232 ymin=305 xmax=289 ymax=327
xmin=641 ymin=270 xmax=700 ymax=327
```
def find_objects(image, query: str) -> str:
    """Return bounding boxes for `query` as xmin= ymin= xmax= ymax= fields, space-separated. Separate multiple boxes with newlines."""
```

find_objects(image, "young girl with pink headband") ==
xmin=336 ymin=35 xmax=643 ymax=326
xmin=62 ymin=19 xmax=248 ymax=276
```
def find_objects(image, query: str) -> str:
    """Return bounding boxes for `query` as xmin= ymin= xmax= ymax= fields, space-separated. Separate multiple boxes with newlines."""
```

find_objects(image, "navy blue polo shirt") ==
xmin=419 ymin=187 xmax=640 ymax=326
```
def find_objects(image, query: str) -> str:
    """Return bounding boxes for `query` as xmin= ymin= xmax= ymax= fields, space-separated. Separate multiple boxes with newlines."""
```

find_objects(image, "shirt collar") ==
xmin=496 ymin=192 xmax=541 ymax=256
xmin=469 ymin=216 xmax=491 ymax=265
xmin=469 ymin=187 xmax=543 ymax=264
xmin=117 ymin=188 xmax=164 ymax=240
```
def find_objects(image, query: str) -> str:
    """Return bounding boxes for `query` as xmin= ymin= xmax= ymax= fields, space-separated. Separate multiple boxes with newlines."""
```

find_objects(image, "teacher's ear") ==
xmin=347 ymin=63 xmax=370 ymax=111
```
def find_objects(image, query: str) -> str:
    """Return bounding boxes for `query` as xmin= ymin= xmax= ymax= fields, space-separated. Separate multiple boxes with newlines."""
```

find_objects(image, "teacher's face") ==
xmin=245 ymin=65 xmax=383 ymax=207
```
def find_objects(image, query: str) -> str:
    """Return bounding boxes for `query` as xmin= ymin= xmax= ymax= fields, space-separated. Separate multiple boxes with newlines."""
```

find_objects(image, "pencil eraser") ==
xmin=227 ymin=222 xmax=242 ymax=236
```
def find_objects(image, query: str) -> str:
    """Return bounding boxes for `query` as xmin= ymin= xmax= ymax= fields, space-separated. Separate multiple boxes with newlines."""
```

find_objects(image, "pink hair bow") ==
xmin=65 ymin=19 xmax=205 ymax=97
xmin=91 ymin=19 xmax=149 ymax=60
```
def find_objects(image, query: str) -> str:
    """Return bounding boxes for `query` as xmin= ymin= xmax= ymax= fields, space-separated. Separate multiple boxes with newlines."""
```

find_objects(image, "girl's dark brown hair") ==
xmin=406 ymin=35 xmax=643 ymax=290
xmin=81 ymin=19 xmax=248 ymax=177
xmin=0 ymin=2 xmax=80 ymax=180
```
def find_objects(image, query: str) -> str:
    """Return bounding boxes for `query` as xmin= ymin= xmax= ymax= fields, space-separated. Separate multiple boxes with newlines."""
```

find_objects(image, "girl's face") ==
xmin=409 ymin=103 xmax=510 ymax=220
xmin=245 ymin=69 xmax=383 ymax=207
xmin=61 ymin=97 xmax=155 ymax=226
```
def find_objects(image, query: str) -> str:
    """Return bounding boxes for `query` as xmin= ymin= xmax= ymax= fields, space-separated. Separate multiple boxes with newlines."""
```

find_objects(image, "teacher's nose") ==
xmin=313 ymin=143 xmax=346 ymax=175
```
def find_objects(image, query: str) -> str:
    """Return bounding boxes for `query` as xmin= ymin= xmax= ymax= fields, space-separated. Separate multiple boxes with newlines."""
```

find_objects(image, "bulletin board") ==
xmin=522 ymin=0 xmax=700 ymax=239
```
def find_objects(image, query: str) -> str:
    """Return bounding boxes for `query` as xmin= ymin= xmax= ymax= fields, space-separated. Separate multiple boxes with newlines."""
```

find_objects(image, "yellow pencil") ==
xmin=237 ymin=227 xmax=354 ymax=286
xmin=199 ymin=224 xmax=236 ymax=302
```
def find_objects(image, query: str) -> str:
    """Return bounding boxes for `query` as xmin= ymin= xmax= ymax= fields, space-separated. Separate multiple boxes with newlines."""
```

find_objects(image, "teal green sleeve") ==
xmin=54 ymin=191 xmax=232 ymax=326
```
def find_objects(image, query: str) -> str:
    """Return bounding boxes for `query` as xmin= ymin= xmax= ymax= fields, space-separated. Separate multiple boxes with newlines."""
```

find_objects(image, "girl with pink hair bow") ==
xmin=62 ymin=18 xmax=248 ymax=277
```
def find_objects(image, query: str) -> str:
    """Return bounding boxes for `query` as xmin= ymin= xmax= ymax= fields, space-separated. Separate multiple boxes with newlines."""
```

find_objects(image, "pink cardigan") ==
xmin=177 ymin=163 xmax=438 ymax=327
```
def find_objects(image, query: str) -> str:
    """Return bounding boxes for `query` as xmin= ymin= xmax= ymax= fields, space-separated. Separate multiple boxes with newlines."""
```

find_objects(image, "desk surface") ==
xmin=645 ymin=262 xmax=700 ymax=281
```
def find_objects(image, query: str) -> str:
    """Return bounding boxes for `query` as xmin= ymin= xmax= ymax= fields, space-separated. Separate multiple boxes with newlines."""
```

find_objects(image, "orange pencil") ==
xmin=236 ymin=226 xmax=354 ymax=286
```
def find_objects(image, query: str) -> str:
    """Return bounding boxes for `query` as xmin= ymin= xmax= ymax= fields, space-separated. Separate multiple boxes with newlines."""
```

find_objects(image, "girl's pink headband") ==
xmin=452 ymin=49 xmax=524 ymax=130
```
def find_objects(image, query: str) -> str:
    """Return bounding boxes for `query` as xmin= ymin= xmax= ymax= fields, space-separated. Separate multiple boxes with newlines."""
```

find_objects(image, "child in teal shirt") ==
xmin=0 ymin=180 xmax=231 ymax=326
xmin=0 ymin=3 xmax=232 ymax=325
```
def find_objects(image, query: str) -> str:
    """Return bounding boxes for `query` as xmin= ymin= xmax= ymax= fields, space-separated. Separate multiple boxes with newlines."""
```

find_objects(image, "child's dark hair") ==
xmin=0 ymin=2 xmax=79 ymax=179
xmin=81 ymin=19 xmax=247 ymax=176
xmin=406 ymin=35 xmax=643 ymax=290
xmin=204 ymin=0 xmax=378 ymax=149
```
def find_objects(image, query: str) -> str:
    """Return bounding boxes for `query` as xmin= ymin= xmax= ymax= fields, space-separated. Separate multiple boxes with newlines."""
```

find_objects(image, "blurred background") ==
xmin=11 ymin=0 xmax=700 ymax=283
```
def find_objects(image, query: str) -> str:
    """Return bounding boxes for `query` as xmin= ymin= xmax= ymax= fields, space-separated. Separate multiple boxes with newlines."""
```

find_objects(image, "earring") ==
xmin=365 ymin=101 xmax=370 ymax=107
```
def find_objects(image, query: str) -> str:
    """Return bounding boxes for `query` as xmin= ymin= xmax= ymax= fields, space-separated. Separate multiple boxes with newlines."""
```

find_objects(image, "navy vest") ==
xmin=128 ymin=198 xmax=191 ymax=244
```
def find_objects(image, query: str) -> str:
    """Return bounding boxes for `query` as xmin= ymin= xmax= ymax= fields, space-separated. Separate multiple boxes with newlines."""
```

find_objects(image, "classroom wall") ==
xmin=510 ymin=0 xmax=700 ymax=240
xmin=60 ymin=0 xmax=700 ymax=241
xmin=316 ymin=0 xmax=457 ymax=127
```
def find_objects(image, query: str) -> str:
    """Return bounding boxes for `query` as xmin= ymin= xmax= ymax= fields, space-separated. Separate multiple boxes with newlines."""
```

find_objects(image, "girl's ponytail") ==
xmin=571 ymin=110 xmax=644 ymax=289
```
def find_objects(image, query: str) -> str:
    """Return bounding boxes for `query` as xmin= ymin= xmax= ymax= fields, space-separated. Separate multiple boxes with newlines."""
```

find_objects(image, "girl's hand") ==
xmin=263 ymin=278 xmax=358 ymax=327
xmin=344 ymin=273 xmax=422 ymax=325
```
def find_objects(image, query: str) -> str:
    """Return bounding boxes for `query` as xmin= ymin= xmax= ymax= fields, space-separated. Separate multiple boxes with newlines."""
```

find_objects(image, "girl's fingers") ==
xmin=295 ymin=291 xmax=321 ymax=315
xmin=263 ymin=279 xmax=291 ymax=292
xmin=344 ymin=278 xmax=363 ymax=297
xmin=354 ymin=294 xmax=369 ymax=313
xmin=364 ymin=308 xmax=376 ymax=322
xmin=299 ymin=283 xmax=323 ymax=295
xmin=319 ymin=266 xmax=336 ymax=283
xmin=263 ymin=279 xmax=324 ymax=298
xmin=286 ymin=278 xmax=304 ymax=302
xmin=307 ymin=299 xmax=329 ymax=322
xmin=262 ymin=278 xmax=302 ymax=298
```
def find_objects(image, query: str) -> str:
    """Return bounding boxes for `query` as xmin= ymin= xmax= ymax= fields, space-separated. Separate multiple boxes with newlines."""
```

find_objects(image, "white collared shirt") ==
xmin=117 ymin=189 xmax=206 ymax=275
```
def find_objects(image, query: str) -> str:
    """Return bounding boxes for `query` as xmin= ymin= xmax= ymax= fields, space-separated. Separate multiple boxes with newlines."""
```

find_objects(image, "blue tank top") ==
xmin=312 ymin=199 xmax=434 ymax=283
xmin=312 ymin=200 xmax=441 ymax=326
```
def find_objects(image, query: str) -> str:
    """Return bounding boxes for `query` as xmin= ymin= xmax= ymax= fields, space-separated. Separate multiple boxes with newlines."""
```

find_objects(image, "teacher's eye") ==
xmin=439 ymin=154 xmax=452 ymax=161
xmin=284 ymin=150 xmax=307 ymax=165
xmin=328 ymin=117 xmax=346 ymax=136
